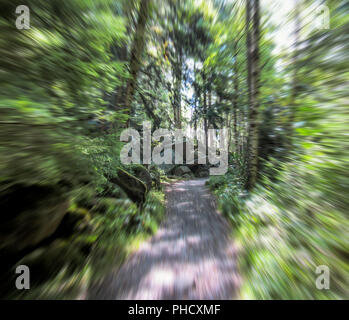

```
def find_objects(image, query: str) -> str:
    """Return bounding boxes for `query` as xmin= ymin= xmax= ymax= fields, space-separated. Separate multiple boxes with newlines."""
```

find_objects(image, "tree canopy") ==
xmin=0 ymin=0 xmax=348 ymax=299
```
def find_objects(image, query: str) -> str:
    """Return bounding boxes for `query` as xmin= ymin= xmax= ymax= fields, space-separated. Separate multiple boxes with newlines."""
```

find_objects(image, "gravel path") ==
xmin=89 ymin=178 xmax=240 ymax=300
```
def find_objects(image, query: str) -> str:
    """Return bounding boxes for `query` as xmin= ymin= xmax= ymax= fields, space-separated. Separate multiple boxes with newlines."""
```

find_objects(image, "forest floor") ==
xmin=88 ymin=178 xmax=240 ymax=299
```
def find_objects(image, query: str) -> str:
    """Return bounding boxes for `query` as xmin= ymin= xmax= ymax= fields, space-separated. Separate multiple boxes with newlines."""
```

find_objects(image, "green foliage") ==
xmin=210 ymin=150 xmax=349 ymax=299
xmin=14 ymin=186 xmax=165 ymax=299
xmin=0 ymin=0 xmax=168 ymax=299
xmin=208 ymin=3 xmax=349 ymax=294
xmin=0 ymin=0 xmax=126 ymax=190
xmin=206 ymin=174 xmax=227 ymax=190
xmin=84 ymin=189 xmax=165 ymax=285
xmin=1 ymin=0 xmax=348 ymax=300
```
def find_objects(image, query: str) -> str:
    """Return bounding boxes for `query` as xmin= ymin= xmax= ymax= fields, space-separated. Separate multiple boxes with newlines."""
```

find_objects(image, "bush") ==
xmin=209 ymin=151 xmax=349 ymax=299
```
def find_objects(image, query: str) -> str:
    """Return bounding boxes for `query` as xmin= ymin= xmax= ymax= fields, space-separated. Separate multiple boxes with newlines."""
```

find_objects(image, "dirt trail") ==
xmin=89 ymin=178 xmax=240 ymax=299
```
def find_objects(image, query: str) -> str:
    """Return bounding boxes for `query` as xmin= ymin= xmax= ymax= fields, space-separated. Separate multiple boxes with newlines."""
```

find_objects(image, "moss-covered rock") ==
xmin=110 ymin=168 xmax=147 ymax=205
xmin=53 ymin=207 xmax=92 ymax=238
xmin=18 ymin=239 xmax=87 ymax=287
xmin=131 ymin=165 xmax=152 ymax=191
xmin=159 ymin=163 xmax=177 ymax=175
xmin=0 ymin=183 xmax=70 ymax=253
xmin=187 ymin=164 xmax=210 ymax=177
xmin=173 ymin=165 xmax=193 ymax=177
xmin=197 ymin=168 xmax=210 ymax=177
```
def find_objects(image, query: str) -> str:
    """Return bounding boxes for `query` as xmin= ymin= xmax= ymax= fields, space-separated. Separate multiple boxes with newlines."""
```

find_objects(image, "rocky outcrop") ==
xmin=197 ymin=169 xmax=209 ymax=177
xmin=193 ymin=166 xmax=210 ymax=177
xmin=0 ymin=184 xmax=70 ymax=253
xmin=111 ymin=168 xmax=147 ymax=205
xmin=131 ymin=165 xmax=152 ymax=192
xmin=53 ymin=207 xmax=92 ymax=238
xmin=173 ymin=165 xmax=193 ymax=177
xmin=159 ymin=163 xmax=176 ymax=175
xmin=18 ymin=238 xmax=87 ymax=287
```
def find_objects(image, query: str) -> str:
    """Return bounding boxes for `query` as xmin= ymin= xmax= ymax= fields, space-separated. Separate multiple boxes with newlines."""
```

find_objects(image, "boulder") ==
xmin=111 ymin=168 xmax=147 ymax=205
xmin=197 ymin=169 xmax=209 ymax=178
xmin=53 ymin=207 xmax=92 ymax=238
xmin=187 ymin=163 xmax=210 ymax=176
xmin=173 ymin=165 xmax=193 ymax=177
xmin=0 ymin=184 xmax=70 ymax=253
xmin=159 ymin=163 xmax=176 ymax=175
xmin=131 ymin=165 xmax=152 ymax=191
xmin=18 ymin=239 xmax=86 ymax=287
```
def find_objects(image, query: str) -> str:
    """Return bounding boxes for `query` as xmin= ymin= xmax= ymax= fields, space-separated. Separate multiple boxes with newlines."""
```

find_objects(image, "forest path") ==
xmin=89 ymin=178 xmax=239 ymax=299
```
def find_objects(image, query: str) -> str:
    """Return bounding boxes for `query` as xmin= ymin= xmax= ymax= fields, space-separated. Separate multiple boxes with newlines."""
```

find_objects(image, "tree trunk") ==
xmin=226 ymin=111 xmax=232 ymax=154
xmin=193 ymin=61 xmax=198 ymax=132
xmin=203 ymin=70 xmax=208 ymax=157
xmin=246 ymin=0 xmax=252 ymax=110
xmin=233 ymin=41 xmax=239 ymax=154
xmin=113 ymin=44 xmax=128 ymax=110
xmin=287 ymin=0 xmax=302 ymax=145
xmin=124 ymin=0 xmax=151 ymax=127
xmin=112 ymin=1 xmax=132 ymax=115
xmin=172 ymin=51 xmax=183 ymax=129
xmin=246 ymin=0 xmax=260 ymax=190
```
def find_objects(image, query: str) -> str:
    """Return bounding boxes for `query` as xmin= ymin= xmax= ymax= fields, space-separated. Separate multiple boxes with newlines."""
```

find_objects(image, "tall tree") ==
xmin=166 ymin=0 xmax=188 ymax=129
xmin=232 ymin=40 xmax=240 ymax=154
xmin=172 ymin=50 xmax=183 ymax=129
xmin=124 ymin=0 xmax=152 ymax=126
xmin=111 ymin=0 xmax=135 ymax=114
xmin=287 ymin=0 xmax=302 ymax=146
xmin=246 ymin=0 xmax=261 ymax=190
